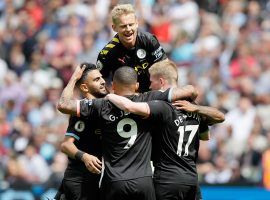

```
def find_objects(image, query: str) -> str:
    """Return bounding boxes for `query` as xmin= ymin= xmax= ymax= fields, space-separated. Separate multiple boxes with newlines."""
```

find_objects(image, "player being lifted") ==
xmin=96 ymin=4 xmax=167 ymax=92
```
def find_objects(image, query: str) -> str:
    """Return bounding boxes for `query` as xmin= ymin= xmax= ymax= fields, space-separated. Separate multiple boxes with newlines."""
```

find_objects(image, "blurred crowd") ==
xmin=1 ymin=0 xmax=270 ymax=196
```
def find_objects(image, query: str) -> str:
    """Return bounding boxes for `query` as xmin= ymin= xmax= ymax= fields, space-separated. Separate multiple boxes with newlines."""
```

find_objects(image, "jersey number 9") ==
xmin=117 ymin=118 xmax=138 ymax=149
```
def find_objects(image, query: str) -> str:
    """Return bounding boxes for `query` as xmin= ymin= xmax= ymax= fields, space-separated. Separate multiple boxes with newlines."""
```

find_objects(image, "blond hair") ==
xmin=111 ymin=4 xmax=136 ymax=25
xmin=149 ymin=59 xmax=178 ymax=85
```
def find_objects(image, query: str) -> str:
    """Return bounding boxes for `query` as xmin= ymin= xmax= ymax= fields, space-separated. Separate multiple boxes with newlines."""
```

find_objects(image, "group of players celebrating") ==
xmin=54 ymin=4 xmax=225 ymax=200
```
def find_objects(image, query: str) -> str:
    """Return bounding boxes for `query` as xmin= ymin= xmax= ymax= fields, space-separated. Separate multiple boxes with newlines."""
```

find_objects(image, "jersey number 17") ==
xmin=177 ymin=125 xmax=199 ymax=156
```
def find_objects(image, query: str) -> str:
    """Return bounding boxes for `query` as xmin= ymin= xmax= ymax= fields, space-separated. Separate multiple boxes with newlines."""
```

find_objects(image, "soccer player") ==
xmin=57 ymin=66 xmax=198 ymax=200
xmin=148 ymin=59 xmax=224 ymax=200
xmin=105 ymin=92 xmax=224 ymax=200
xmin=96 ymin=4 xmax=167 ymax=92
xmin=54 ymin=63 xmax=107 ymax=200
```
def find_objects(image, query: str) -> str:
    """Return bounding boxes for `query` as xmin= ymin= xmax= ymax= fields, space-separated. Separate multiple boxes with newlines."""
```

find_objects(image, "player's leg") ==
xmin=154 ymin=182 xmax=177 ymax=200
xmin=84 ymin=179 xmax=100 ymax=200
xmin=128 ymin=177 xmax=156 ymax=200
xmin=100 ymin=179 xmax=127 ymax=200
xmin=62 ymin=180 xmax=88 ymax=200
xmin=177 ymin=184 xmax=197 ymax=200
xmin=195 ymin=185 xmax=203 ymax=200
xmin=131 ymin=177 xmax=156 ymax=200
xmin=54 ymin=180 xmax=66 ymax=200
xmin=101 ymin=177 xmax=155 ymax=200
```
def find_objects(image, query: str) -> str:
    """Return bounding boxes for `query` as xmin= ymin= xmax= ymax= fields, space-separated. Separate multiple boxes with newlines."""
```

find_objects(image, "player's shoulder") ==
xmin=137 ymin=89 xmax=170 ymax=102
xmin=137 ymin=29 xmax=154 ymax=40
xmin=137 ymin=30 xmax=158 ymax=44
xmin=98 ymin=34 xmax=121 ymax=57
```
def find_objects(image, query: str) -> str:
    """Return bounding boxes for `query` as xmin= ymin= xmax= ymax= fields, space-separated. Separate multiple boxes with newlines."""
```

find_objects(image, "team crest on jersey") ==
xmin=74 ymin=121 xmax=85 ymax=132
xmin=96 ymin=60 xmax=103 ymax=70
xmin=137 ymin=49 xmax=146 ymax=59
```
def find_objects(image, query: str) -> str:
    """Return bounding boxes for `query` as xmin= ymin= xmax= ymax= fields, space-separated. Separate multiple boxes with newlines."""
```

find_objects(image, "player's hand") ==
xmin=71 ymin=64 xmax=86 ymax=81
xmin=172 ymin=100 xmax=198 ymax=113
xmin=82 ymin=154 xmax=102 ymax=174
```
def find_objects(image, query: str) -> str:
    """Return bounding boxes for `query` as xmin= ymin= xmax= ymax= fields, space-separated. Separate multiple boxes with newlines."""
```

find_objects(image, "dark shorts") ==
xmin=61 ymin=179 xmax=100 ymax=200
xmin=196 ymin=186 xmax=203 ymax=200
xmin=101 ymin=176 xmax=155 ymax=200
xmin=154 ymin=182 xmax=197 ymax=200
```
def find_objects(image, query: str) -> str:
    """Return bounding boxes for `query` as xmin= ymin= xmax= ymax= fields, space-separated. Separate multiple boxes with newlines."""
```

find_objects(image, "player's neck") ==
xmin=114 ymin=89 xmax=135 ymax=97
xmin=162 ymin=83 xmax=177 ymax=90
xmin=85 ymin=93 xmax=96 ymax=100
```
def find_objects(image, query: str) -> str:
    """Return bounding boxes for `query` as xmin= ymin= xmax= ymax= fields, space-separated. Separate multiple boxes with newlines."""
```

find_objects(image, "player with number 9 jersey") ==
xmin=77 ymin=90 xmax=171 ymax=200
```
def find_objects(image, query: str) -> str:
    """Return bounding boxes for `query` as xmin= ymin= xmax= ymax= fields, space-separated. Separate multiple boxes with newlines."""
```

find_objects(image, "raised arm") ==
xmin=57 ymin=65 xmax=86 ymax=115
xmin=172 ymin=100 xmax=225 ymax=125
xmin=106 ymin=94 xmax=150 ymax=117
xmin=171 ymin=85 xmax=198 ymax=102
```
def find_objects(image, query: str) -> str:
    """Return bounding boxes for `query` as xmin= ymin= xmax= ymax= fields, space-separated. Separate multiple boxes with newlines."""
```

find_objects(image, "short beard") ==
xmin=92 ymin=91 xmax=108 ymax=98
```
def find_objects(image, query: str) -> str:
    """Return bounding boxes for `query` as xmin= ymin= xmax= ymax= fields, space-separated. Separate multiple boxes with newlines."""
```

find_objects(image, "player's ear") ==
xmin=80 ymin=83 xmax=88 ymax=93
xmin=112 ymin=24 xmax=117 ymax=32
xmin=135 ymin=17 xmax=139 ymax=29
xmin=112 ymin=82 xmax=115 ymax=91
xmin=135 ymin=82 xmax=139 ymax=91
xmin=160 ymin=77 xmax=165 ymax=86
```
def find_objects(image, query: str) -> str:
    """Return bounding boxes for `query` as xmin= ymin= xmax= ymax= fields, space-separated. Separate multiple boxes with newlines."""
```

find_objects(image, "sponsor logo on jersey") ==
xmin=74 ymin=120 xmax=85 ymax=132
xmin=152 ymin=46 xmax=163 ymax=59
xmin=96 ymin=60 xmax=103 ymax=70
xmin=137 ymin=49 xmax=146 ymax=59
xmin=134 ymin=62 xmax=149 ymax=75
xmin=118 ymin=57 xmax=126 ymax=64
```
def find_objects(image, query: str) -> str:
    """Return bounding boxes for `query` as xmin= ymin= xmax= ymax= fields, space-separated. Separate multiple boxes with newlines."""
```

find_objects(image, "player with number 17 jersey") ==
xmin=148 ymin=101 xmax=209 ymax=200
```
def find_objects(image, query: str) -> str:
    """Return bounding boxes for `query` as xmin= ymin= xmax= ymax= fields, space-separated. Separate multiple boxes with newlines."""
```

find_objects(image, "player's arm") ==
xmin=172 ymin=100 xmax=225 ymax=125
xmin=106 ymin=94 xmax=150 ymax=117
xmin=170 ymin=85 xmax=198 ymax=102
xmin=198 ymin=120 xmax=211 ymax=141
xmin=199 ymin=130 xmax=210 ymax=141
xmin=61 ymin=136 xmax=102 ymax=174
xmin=57 ymin=65 xmax=86 ymax=115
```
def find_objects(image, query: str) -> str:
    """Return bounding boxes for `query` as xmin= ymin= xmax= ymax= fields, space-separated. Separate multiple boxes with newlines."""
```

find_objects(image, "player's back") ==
xmin=78 ymin=90 xmax=171 ymax=183
xmin=149 ymin=101 xmax=208 ymax=185
xmin=98 ymin=98 xmax=153 ymax=182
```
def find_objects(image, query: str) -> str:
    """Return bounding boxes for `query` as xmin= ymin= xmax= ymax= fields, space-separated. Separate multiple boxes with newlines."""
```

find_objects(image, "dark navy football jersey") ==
xmin=148 ymin=100 xmax=209 ymax=185
xmin=78 ymin=90 xmax=171 ymax=182
xmin=64 ymin=115 xmax=102 ymax=182
xmin=96 ymin=29 xmax=167 ymax=92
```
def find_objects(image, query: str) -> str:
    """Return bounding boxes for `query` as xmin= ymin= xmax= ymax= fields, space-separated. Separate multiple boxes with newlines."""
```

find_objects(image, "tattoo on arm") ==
xmin=57 ymin=78 xmax=78 ymax=115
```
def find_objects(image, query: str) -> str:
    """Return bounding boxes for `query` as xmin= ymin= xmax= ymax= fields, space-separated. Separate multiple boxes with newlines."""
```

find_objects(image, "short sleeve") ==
xmin=199 ymin=121 xmax=209 ymax=134
xmin=65 ymin=116 xmax=86 ymax=141
xmin=147 ymin=34 xmax=167 ymax=63
xmin=96 ymin=53 xmax=111 ymax=79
